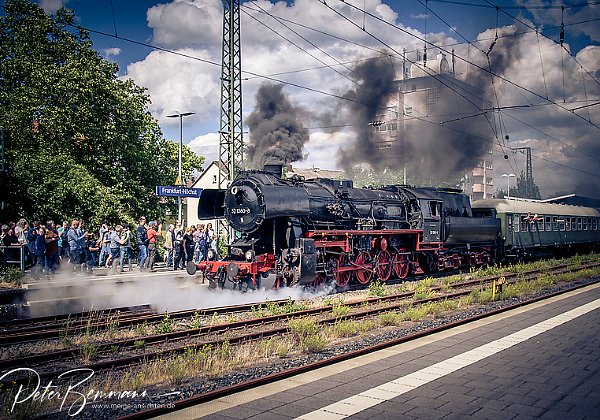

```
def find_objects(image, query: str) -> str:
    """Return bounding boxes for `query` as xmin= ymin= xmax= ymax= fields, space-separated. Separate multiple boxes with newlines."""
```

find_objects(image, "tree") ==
xmin=494 ymin=171 xmax=541 ymax=199
xmin=0 ymin=0 xmax=203 ymax=226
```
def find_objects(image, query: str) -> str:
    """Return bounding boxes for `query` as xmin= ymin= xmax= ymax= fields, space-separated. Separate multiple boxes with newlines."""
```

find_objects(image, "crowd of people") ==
xmin=0 ymin=216 xmax=220 ymax=276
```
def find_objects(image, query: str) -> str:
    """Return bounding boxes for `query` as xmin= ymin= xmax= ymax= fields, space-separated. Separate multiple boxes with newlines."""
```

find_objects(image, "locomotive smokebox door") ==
xmin=296 ymin=238 xmax=317 ymax=285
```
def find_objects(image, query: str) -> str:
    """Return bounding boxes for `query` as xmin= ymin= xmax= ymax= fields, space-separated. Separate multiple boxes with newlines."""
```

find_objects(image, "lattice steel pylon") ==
xmin=218 ymin=0 xmax=244 ymax=187
xmin=513 ymin=147 xmax=533 ymax=198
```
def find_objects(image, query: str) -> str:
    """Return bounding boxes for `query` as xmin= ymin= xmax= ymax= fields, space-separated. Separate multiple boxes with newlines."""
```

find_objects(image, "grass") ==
xmin=378 ymin=311 xmax=402 ymax=326
xmin=331 ymin=304 xmax=351 ymax=317
xmin=368 ymin=281 xmax=387 ymax=297
xmin=154 ymin=312 xmax=174 ymax=334
xmin=252 ymin=298 xmax=309 ymax=318
xmin=328 ymin=320 xmax=362 ymax=338
xmin=189 ymin=311 xmax=202 ymax=329
xmin=0 ymin=267 xmax=24 ymax=286
xmin=413 ymin=282 xmax=434 ymax=301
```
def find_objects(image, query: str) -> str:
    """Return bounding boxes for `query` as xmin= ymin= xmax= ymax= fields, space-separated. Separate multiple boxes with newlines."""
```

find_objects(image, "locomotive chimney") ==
xmin=263 ymin=164 xmax=284 ymax=178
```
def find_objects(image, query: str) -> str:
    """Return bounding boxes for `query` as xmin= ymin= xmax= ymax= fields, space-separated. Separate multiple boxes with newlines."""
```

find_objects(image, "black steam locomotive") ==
xmin=189 ymin=164 xmax=501 ymax=291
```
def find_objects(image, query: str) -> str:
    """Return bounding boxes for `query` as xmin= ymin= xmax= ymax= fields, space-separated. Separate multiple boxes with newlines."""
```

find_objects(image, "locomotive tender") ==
xmin=190 ymin=164 xmax=507 ymax=291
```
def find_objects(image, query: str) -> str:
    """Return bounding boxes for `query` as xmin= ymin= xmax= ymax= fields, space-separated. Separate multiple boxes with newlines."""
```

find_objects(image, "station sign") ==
xmin=155 ymin=186 xmax=203 ymax=198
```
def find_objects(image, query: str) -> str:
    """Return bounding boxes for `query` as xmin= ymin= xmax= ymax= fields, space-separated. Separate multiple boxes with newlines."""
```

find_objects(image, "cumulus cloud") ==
xmin=123 ymin=0 xmax=600 ymax=198
xmin=38 ymin=0 xmax=67 ymax=14
xmin=147 ymin=0 xmax=223 ymax=50
xmin=125 ymin=48 xmax=220 ymax=124
xmin=188 ymin=132 xmax=220 ymax=166
xmin=102 ymin=47 xmax=121 ymax=59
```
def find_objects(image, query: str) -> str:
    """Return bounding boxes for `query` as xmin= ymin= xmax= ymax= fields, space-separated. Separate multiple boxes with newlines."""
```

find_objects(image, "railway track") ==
xmin=0 ymin=299 xmax=293 ymax=346
xmin=2 ymin=262 xmax=597 ymax=389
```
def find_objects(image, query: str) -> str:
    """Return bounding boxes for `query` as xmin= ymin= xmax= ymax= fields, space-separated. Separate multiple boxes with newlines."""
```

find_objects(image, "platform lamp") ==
xmin=501 ymin=173 xmax=516 ymax=200
xmin=166 ymin=111 xmax=195 ymax=224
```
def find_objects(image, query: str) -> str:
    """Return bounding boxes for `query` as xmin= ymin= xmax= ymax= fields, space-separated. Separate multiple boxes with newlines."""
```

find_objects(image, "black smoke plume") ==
xmin=338 ymin=56 xmax=397 ymax=172
xmin=245 ymin=83 xmax=309 ymax=168
xmin=338 ymin=29 xmax=524 ymax=181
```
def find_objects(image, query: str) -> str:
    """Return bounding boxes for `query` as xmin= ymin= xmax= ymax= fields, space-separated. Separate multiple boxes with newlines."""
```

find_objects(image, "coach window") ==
xmin=566 ymin=217 xmax=571 ymax=231
xmin=538 ymin=215 xmax=545 ymax=231
xmin=594 ymin=218 xmax=599 ymax=230
xmin=572 ymin=217 xmax=578 ymax=231
xmin=577 ymin=217 xmax=582 ymax=231
xmin=514 ymin=214 xmax=519 ymax=232
xmin=521 ymin=215 xmax=528 ymax=231
xmin=507 ymin=214 xmax=513 ymax=231
xmin=545 ymin=216 xmax=551 ymax=231
xmin=552 ymin=216 xmax=558 ymax=231
xmin=583 ymin=217 xmax=589 ymax=230
xmin=558 ymin=219 xmax=565 ymax=231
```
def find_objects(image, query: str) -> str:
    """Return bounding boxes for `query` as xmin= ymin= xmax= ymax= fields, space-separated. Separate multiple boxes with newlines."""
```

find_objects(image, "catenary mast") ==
xmin=217 ymin=0 xmax=244 ymax=244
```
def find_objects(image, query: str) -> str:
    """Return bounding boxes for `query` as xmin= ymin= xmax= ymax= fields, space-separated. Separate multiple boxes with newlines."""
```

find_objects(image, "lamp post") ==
xmin=501 ymin=173 xmax=516 ymax=199
xmin=166 ymin=111 xmax=195 ymax=223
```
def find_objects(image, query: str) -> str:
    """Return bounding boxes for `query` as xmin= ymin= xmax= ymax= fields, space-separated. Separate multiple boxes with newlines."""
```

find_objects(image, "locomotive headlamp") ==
xmin=245 ymin=250 xmax=255 ymax=261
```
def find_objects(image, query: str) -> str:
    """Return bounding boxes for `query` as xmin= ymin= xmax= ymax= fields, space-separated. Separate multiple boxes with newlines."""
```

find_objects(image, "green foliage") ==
xmin=301 ymin=335 xmax=326 ymax=353
xmin=368 ymin=280 xmax=387 ymax=297
xmin=494 ymin=170 xmax=541 ymax=200
xmin=329 ymin=320 xmax=361 ymax=337
xmin=189 ymin=311 xmax=202 ymax=329
xmin=0 ymin=0 xmax=204 ymax=224
xmin=347 ymin=165 xmax=463 ymax=189
xmin=400 ymin=305 xmax=429 ymax=321
xmin=154 ymin=312 xmax=174 ymax=334
xmin=288 ymin=317 xmax=319 ymax=339
xmin=378 ymin=311 xmax=401 ymax=326
xmin=0 ymin=267 xmax=23 ymax=284
xmin=413 ymin=282 xmax=434 ymax=301
xmin=331 ymin=304 xmax=351 ymax=317
xmin=252 ymin=298 xmax=308 ymax=317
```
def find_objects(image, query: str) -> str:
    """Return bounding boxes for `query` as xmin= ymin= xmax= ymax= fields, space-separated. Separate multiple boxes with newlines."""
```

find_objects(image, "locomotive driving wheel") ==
xmin=375 ymin=250 xmax=392 ymax=282
xmin=393 ymin=250 xmax=410 ymax=279
xmin=335 ymin=253 xmax=352 ymax=287
xmin=354 ymin=251 xmax=373 ymax=285
xmin=309 ymin=273 xmax=327 ymax=289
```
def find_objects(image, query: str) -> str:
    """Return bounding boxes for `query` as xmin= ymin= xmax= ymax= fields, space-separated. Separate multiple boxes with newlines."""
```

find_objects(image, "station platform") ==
xmin=161 ymin=282 xmax=600 ymax=419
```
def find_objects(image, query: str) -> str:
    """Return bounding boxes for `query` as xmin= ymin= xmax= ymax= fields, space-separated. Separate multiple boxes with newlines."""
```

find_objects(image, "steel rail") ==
xmin=0 ymin=299 xmax=292 ymax=346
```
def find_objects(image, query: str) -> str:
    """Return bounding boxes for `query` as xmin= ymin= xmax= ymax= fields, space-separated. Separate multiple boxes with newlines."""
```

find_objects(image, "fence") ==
xmin=0 ymin=245 xmax=27 ymax=272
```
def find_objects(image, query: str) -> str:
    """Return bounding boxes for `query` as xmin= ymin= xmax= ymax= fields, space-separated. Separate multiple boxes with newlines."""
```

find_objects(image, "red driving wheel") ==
xmin=393 ymin=250 xmax=410 ymax=279
xmin=335 ymin=254 xmax=352 ymax=287
xmin=375 ymin=250 xmax=392 ymax=282
xmin=354 ymin=251 xmax=373 ymax=285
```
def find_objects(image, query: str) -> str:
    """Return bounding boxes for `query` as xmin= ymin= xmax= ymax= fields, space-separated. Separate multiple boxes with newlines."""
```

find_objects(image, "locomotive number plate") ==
xmin=231 ymin=207 xmax=251 ymax=215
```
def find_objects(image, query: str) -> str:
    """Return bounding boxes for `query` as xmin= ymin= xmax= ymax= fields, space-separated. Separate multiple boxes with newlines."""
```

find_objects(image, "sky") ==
xmin=32 ymin=0 xmax=600 ymax=198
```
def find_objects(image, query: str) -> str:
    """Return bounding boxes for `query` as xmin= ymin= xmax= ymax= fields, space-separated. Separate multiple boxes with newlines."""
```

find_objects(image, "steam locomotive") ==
xmin=188 ymin=164 xmax=507 ymax=291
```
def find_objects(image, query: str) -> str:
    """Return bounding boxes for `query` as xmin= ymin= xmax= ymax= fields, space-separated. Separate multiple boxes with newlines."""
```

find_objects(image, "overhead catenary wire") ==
xmin=243 ymin=3 xmax=358 ymax=83
xmin=333 ymin=0 xmax=600 ymax=157
xmin=240 ymin=9 xmax=357 ymax=85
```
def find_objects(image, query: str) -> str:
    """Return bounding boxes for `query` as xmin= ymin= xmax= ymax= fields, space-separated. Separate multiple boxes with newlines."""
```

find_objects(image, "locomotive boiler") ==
xmin=189 ymin=164 xmax=502 ymax=291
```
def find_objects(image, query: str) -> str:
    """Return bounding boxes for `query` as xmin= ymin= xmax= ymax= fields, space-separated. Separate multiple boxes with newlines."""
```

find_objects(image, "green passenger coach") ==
xmin=472 ymin=199 xmax=600 ymax=259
